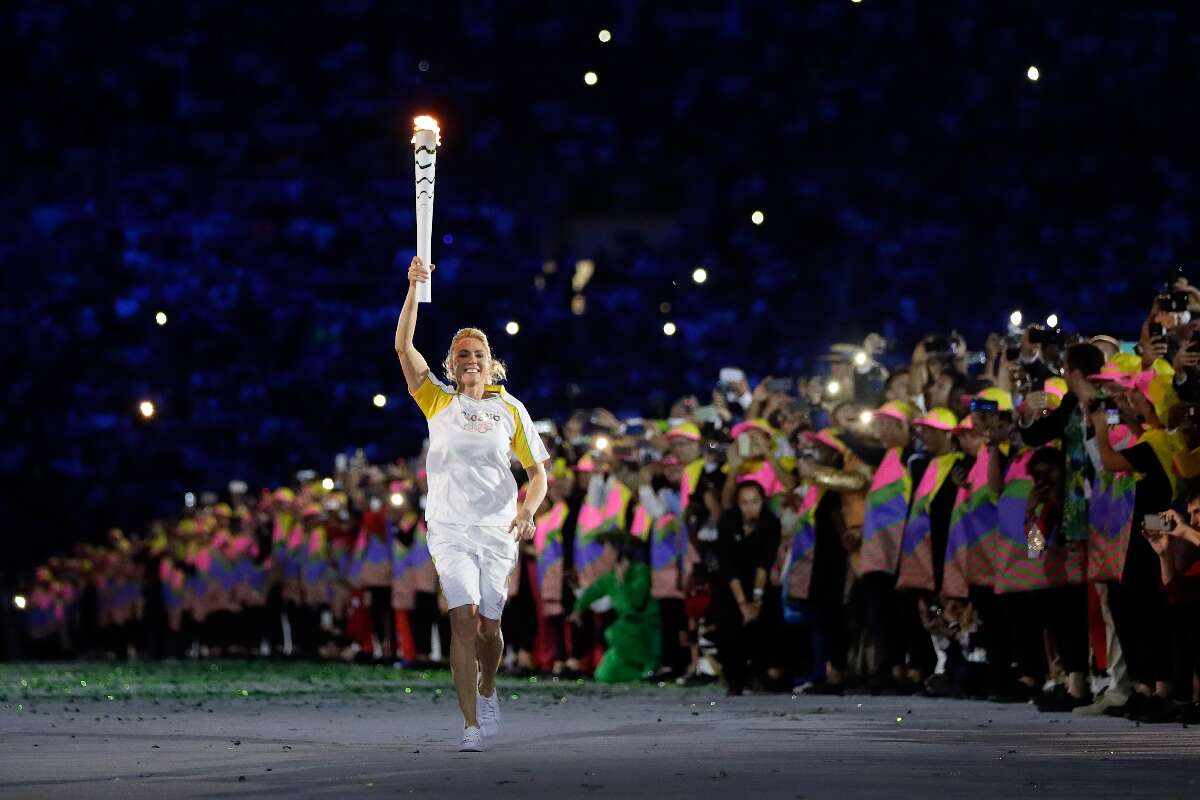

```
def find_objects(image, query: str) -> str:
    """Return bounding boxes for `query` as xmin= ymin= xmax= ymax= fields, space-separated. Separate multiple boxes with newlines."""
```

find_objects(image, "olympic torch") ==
xmin=412 ymin=115 xmax=441 ymax=303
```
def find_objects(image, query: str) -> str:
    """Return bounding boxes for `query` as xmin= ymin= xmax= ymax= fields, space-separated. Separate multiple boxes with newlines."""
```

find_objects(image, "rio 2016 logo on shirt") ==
xmin=461 ymin=409 xmax=502 ymax=434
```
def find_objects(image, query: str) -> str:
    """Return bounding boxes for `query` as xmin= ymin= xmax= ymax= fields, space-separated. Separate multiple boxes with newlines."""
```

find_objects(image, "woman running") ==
xmin=395 ymin=256 xmax=550 ymax=752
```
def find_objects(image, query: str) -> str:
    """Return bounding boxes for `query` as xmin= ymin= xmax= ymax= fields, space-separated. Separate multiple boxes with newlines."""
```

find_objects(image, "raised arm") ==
xmin=395 ymin=256 xmax=435 ymax=393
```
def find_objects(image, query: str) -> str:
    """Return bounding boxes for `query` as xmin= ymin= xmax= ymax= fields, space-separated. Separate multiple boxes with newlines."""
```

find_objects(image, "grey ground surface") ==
xmin=3 ymin=665 xmax=1199 ymax=799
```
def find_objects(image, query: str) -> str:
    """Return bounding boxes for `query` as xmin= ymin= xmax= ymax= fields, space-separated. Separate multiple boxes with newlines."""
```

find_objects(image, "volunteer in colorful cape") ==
xmin=940 ymin=390 xmax=1017 ymax=697
xmin=713 ymin=478 xmax=783 ymax=695
xmin=533 ymin=464 xmax=572 ymax=674
xmin=627 ymin=450 xmax=697 ymax=681
xmin=785 ymin=428 xmax=865 ymax=694
xmin=555 ymin=455 xmax=592 ymax=676
xmin=566 ymin=537 xmax=660 ymax=682
xmin=654 ymin=422 xmax=711 ymax=679
xmin=569 ymin=453 xmax=633 ymax=674
xmin=396 ymin=255 xmax=551 ymax=753
xmin=891 ymin=407 xmax=963 ymax=687
xmin=858 ymin=399 xmax=918 ymax=691
xmin=1088 ymin=360 xmax=1183 ymax=719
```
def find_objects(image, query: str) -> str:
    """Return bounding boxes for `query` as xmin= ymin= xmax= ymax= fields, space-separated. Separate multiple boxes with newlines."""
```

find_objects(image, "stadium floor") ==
xmin=1 ymin=662 xmax=1197 ymax=799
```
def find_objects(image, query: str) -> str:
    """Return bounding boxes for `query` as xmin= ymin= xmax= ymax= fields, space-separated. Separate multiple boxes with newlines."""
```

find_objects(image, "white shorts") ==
xmin=425 ymin=521 xmax=518 ymax=620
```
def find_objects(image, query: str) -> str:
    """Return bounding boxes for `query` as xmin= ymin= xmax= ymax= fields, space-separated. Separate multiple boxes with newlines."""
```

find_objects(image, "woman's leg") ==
xmin=448 ymin=605 xmax=482 ymax=729
xmin=477 ymin=615 xmax=504 ymax=698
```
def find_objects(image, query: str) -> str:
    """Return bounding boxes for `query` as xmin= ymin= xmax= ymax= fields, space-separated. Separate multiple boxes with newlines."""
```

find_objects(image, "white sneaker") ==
xmin=459 ymin=725 xmax=485 ymax=752
xmin=477 ymin=689 xmax=501 ymax=738
xmin=1072 ymin=690 xmax=1129 ymax=716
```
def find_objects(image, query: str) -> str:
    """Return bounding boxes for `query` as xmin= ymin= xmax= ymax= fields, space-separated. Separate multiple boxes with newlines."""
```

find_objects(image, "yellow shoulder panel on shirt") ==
xmin=410 ymin=375 xmax=454 ymax=420
xmin=503 ymin=398 xmax=537 ymax=469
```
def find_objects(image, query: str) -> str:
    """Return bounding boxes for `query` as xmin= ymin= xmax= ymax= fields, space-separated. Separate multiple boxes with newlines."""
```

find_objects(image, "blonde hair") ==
xmin=442 ymin=327 xmax=508 ymax=385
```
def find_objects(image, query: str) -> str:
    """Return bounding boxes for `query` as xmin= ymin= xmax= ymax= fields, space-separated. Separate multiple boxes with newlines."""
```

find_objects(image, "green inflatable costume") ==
xmin=575 ymin=561 xmax=661 ymax=682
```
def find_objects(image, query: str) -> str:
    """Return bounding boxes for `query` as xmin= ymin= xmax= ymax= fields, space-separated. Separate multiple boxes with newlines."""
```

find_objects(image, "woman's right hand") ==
xmin=409 ymin=256 xmax=435 ymax=285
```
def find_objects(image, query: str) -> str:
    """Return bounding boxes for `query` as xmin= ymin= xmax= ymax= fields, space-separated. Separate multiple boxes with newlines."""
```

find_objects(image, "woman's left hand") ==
xmin=509 ymin=509 xmax=536 ymax=541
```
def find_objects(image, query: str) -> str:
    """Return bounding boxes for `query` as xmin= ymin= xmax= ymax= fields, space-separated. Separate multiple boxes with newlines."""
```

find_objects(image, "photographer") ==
xmin=859 ymin=400 xmax=918 ymax=690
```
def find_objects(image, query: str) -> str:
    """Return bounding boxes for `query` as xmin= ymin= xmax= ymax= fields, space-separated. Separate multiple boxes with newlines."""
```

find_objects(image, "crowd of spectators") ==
xmin=16 ymin=274 xmax=1200 ymax=727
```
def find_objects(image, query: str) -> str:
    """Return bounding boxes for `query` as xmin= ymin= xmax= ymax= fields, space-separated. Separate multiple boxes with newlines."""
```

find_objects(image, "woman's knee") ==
xmin=448 ymin=605 xmax=479 ymax=637
xmin=477 ymin=616 xmax=502 ymax=644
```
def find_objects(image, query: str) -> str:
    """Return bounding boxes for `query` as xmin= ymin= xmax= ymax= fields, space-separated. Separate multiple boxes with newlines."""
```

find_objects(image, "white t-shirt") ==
xmin=410 ymin=374 xmax=550 ymax=526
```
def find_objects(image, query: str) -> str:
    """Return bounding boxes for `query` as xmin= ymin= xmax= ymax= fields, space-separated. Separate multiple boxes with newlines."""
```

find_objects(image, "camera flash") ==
xmin=390 ymin=493 xmax=405 ymax=507
xmin=827 ymin=381 xmax=840 ymax=396
xmin=1009 ymin=310 xmax=1023 ymax=327
xmin=595 ymin=436 xmax=610 ymax=451
xmin=853 ymin=351 xmax=868 ymax=367
xmin=321 ymin=477 xmax=335 ymax=491
xmin=13 ymin=594 xmax=26 ymax=610
xmin=1046 ymin=314 xmax=1059 ymax=328
xmin=859 ymin=410 xmax=873 ymax=426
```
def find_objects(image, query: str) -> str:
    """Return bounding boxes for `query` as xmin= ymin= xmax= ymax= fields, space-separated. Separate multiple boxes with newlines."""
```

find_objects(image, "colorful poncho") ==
xmin=534 ymin=500 xmax=569 ymax=616
xmin=897 ymin=452 xmax=964 ymax=592
xmin=1088 ymin=427 xmax=1182 ymax=582
xmin=860 ymin=448 xmax=913 ymax=575
xmin=575 ymin=477 xmax=632 ymax=587
xmin=941 ymin=446 xmax=1003 ymax=599
xmin=779 ymin=483 xmax=825 ymax=601
xmin=991 ymin=448 xmax=1085 ymax=594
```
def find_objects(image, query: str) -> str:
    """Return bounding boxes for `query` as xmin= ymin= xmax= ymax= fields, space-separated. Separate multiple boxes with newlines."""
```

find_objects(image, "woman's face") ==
xmin=737 ymin=485 xmax=763 ymax=521
xmin=873 ymin=415 xmax=909 ymax=450
xmin=452 ymin=336 xmax=490 ymax=387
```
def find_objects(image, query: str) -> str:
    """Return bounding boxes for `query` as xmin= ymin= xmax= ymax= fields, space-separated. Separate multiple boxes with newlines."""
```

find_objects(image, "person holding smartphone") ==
xmin=1089 ymin=369 xmax=1184 ymax=722
xmin=395 ymin=256 xmax=551 ymax=752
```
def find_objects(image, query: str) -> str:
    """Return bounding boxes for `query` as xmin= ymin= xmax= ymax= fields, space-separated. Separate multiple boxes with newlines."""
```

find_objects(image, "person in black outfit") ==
xmin=712 ymin=480 xmax=782 ymax=695
xmin=1090 ymin=382 xmax=1178 ymax=719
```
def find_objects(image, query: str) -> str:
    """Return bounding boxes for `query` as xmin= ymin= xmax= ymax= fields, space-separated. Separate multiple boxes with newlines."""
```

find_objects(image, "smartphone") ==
xmin=764 ymin=377 xmax=794 ymax=394
xmin=534 ymin=419 xmax=556 ymax=435
xmin=369 ymin=497 xmax=383 ymax=512
xmin=737 ymin=433 xmax=753 ymax=458
xmin=1005 ymin=345 xmax=1021 ymax=362
xmin=1106 ymin=408 xmax=1120 ymax=427
xmin=1143 ymin=514 xmax=1168 ymax=532
xmin=970 ymin=398 xmax=1000 ymax=414
xmin=621 ymin=418 xmax=646 ymax=437
xmin=719 ymin=367 xmax=746 ymax=386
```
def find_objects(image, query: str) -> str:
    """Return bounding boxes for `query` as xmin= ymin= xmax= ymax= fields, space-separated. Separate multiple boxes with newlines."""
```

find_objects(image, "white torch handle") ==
xmin=413 ymin=129 xmax=437 ymax=303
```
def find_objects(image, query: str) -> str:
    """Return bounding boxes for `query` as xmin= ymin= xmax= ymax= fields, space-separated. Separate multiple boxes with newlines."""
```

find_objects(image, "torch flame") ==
xmin=412 ymin=115 xmax=442 ymax=146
